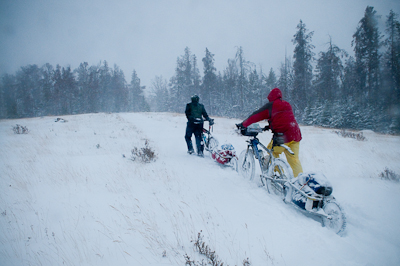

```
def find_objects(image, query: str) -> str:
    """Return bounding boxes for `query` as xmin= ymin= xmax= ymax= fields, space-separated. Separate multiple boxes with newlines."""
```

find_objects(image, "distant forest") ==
xmin=1 ymin=6 xmax=399 ymax=134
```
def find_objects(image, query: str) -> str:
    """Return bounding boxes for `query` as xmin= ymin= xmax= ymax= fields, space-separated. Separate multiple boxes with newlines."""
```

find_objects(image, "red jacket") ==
xmin=242 ymin=88 xmax=302 ymax=143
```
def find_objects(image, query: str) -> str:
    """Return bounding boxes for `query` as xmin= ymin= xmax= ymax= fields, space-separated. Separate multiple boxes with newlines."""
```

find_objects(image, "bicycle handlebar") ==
xmin=239 ymin=125 xmax=295 ymax=155
xmin=243 ymin=126 xmax=269 ymax=135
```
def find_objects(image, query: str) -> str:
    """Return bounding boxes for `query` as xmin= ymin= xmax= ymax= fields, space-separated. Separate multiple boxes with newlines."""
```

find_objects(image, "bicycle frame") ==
xmin=202 ymin=124 xmax=213 ymax=150
xmin=239 ymin=126 xmax=295 ymax=187
xmin=244 ymin=136 xmax=274 ymax=173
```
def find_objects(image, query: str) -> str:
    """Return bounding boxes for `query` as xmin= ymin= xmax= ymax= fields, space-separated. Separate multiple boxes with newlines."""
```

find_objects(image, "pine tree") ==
xmin=111 ymin=65 xmax=128 ymax=112
xmin=264 ymin=68 xmax=277 ymax=106
xmin=212 ymin=73 xmax=224 ymax=117
xmin=342 ymin=56 xmax=358 ymax=98
xmin=130 ymin=70 xmax=147 ymax=112
xmin=292 ymin=20 xmax=315 ymax=114
xmin=265 ymin=68 xmax=277 ymax=96
xmin=202 ymin=48 xmax=217 ymax=114
xmin=14 ymin=65 xmax=42 ymax=117
xmin=277 ymin=56 xmax=294 ymax=105
xmin=223 ymin=59 xmax=240 ymax=118
xmin=192 ymin=54 xmax=201 ymax=97
xmin=169 ymin=47 xmax=201 ymax=112
xmin=151 ymin=75 xmax=169 ymax=112
xmin=52 ymin=65 xmax=63 ymax=115
xmin=352 ymin=6 xmax=382 ymax=105
xmin=99 ymin=61 xmax=112 ymax=112
xmin=75 ymin=62 xmax=90 ymax=114
xmin=382 ymin=10 xmax=400 ymax=133
xmin=87 ymin=64 xmax=101 ymax=113
xmin=170 ymin=47 xmax=189 ymax=112
xmin=247 ymin=68 xmax=261 ymax=114
xmin=61 ymin=66 xmax=77 ymax=115
xmin=313 ymin=37 xmax=347 ymax=101
xmin=0 ymin=74 xmax=18 ymax=118
xmin=235 ymin=46 xmax=251 ymax=115
xmin=383 ymin=10 xmax=400 ymax=106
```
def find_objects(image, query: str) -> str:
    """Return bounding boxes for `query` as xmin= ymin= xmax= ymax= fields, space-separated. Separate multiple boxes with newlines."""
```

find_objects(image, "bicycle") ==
xmin=237 ymin=123 xmax=346 ymax=235
xmin=237 ymin=123 xmax=294 ymax=196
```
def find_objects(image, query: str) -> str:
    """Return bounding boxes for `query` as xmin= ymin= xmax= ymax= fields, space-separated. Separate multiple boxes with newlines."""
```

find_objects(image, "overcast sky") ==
xmin=1 ymin=0 xmax=399 ymax=88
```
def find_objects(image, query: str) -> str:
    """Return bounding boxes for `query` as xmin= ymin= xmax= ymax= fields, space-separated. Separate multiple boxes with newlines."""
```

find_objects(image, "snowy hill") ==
xmin=1 ymin=112 xmax=400 ymax=266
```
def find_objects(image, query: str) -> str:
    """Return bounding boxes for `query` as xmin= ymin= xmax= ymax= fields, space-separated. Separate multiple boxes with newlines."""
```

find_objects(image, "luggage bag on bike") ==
xmin=292 ymin=172 xmax=333 ymax=210
xmin=298 ymin=172 xmax=333 ymax=196
xmin=211 ymin=143 xmax=236 ymax=165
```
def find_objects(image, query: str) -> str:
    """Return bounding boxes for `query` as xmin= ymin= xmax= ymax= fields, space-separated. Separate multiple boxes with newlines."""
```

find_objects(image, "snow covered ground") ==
xmin=1 ymin=112 xmax=400 ymax=266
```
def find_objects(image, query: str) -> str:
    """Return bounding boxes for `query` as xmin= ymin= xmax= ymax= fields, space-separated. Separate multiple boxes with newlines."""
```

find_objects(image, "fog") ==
xmin=1 ymin=0 xmax=399 ymax=86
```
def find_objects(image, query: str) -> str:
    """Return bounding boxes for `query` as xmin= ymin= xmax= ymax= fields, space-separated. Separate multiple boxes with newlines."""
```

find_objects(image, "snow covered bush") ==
xmin=12 ymin=124 xmax=29 ymax=134
xmin=379 ymin=168 xmax=400 ymax=182
xmin=55 ymin=118 xmax=67 ymax=122
xmin=333 ymin=129 xmax=366 ymax=141
xmin=131 ymin=139 xmax=157 ymax=163
xmin=184 ymin=231 xmax=251 ymax=266
xmin=184 ymin=231 xmax=224 ymax=266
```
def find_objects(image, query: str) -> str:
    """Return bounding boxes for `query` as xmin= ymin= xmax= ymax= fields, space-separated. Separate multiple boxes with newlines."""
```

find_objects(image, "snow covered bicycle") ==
xmin=237 ymin=123 xmax=346 ymax=235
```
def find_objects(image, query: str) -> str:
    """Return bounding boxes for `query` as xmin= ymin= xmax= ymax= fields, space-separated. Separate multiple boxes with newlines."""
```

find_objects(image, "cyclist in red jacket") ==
xmin=236 ymin=88 xmax=303 ymax=177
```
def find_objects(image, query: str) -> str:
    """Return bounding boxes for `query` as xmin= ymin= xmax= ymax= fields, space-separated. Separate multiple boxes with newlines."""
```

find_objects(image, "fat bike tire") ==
xmin=266 ymin=158 xmax=293 ymax=198
xmin=238 ymin=150 xmax=255 ymax=181
xmin=321 ymin=201 xmax=346 ymax=235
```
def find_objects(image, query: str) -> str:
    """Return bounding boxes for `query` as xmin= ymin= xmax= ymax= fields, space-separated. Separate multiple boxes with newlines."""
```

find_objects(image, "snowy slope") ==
xmin=1 ymin=112 xmax=400 ymax=266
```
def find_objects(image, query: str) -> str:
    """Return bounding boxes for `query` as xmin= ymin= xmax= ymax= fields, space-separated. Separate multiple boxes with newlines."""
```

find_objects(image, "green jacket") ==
xmin=185 ymin=102 xmax=209 ymax=124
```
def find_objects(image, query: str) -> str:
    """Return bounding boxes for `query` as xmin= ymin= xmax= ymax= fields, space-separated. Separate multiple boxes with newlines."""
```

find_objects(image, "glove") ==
xmin=235 ymin=123 xmax=244 ymax=130
xmin=235 ymin=123 xmax=247 ymax=135
xmin=273 ymin=133 xmax=285 ymax=146
xmin=209 ymin=118 xmax=214 ymax=126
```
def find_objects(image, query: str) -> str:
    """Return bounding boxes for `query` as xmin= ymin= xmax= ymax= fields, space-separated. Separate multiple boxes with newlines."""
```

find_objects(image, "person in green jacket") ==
xmin=185 ymin=95 xmax=214 ymax=156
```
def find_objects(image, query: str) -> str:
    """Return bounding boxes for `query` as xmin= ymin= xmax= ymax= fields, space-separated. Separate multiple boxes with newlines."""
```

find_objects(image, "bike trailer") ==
xmin=211 ymin=143 xmax=236 ymax=165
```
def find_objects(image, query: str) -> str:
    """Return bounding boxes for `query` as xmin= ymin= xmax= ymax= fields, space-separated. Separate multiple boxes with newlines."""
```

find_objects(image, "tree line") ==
xmin=1 ymin=6 xmax=399 ymax=134
xmin=0 ymin=61 xmax=149 ymax=118
xmin=149 ymin=6 xmax=400 ymax=134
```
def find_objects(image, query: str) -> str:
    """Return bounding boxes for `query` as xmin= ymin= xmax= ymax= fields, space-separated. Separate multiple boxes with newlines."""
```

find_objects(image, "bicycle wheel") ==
xmin=207 ymin=137 xmax=219 ymax=151
xmin=238 ymin=150 xmax=255 ymax=181
xmin=321 ymin=201 xmax=346 ymax=235
xmin=228 ymin=156 xmax=238 ymax=172
xmin=266 ymin=158 xmax=293 ymax=198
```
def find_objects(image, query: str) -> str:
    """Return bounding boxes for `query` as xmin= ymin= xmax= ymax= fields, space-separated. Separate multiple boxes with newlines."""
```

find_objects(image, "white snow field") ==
xmin=1 ymin=112 xmax=400 ymax=266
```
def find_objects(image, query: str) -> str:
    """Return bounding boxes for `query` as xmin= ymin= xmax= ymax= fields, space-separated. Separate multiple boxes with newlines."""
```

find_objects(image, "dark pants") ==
xmin=185 ymin=122 xmax=203 ymax=153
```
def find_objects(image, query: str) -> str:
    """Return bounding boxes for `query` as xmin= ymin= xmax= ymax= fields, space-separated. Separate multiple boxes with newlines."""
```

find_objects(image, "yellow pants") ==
xmin=267 ymin=140 xmax=303 ymax=177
